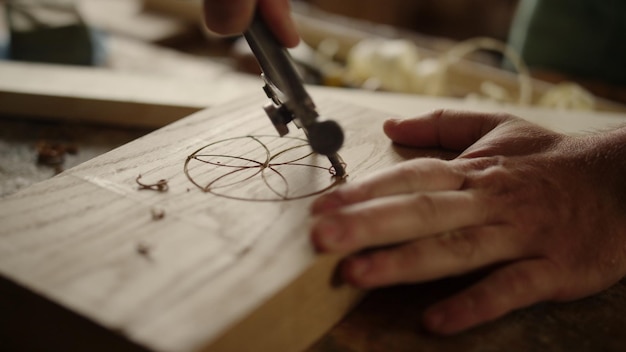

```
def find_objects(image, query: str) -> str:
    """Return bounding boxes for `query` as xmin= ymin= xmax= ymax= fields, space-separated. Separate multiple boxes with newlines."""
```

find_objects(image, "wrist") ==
xmin=580 ymin=126 xmax=626 ymax=211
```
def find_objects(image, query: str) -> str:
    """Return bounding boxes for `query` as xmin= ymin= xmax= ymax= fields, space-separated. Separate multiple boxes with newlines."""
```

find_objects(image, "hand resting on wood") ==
xmin=311 ymin=110 xmax=626 ymax=334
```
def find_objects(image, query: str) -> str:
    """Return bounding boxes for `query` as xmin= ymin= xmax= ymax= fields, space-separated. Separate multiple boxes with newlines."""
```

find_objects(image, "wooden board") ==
xmin=0 ymin=60 xmax=258 ymax=128
xmin=0 ymin=94 xmax=425 ymax=352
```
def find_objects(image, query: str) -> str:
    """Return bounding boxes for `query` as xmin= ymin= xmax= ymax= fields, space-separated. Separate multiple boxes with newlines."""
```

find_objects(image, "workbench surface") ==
xmin=310 ymin=277 xmax=626 ymax=352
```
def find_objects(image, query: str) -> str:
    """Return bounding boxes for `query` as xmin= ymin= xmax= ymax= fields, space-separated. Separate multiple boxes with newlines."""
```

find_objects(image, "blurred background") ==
xmin=308 ymin=0 xmax=519 ymax=41
xmin=4 ymin=0 xmax=625 ymax=103
xmin=1 ymin=0 xmax=625 ymax=197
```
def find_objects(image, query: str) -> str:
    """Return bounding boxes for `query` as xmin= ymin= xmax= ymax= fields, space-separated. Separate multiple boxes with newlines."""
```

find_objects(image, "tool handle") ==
xmin=243 ymin=12 xmax=311 ymax=113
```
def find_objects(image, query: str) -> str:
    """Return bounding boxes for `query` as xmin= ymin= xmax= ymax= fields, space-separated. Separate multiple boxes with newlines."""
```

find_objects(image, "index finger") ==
xmin=203 ymin=0 xmax=255 ymax=35
xmin=311 ymin=158 xmax=465 ymax=214
xmin=203 ymin=0 xmax=299 ymax=47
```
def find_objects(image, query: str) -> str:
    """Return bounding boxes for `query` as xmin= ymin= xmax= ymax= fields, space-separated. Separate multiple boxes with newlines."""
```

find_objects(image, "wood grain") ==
xmin=0 ymin=95 xmax=413 ymax=352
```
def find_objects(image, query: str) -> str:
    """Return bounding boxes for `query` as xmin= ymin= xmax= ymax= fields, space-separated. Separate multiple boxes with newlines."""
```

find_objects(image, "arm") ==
xmin=202 ymin=0 xmax=299 ymax=47
xmin=310 ymin=110 xmax=626 ymax=334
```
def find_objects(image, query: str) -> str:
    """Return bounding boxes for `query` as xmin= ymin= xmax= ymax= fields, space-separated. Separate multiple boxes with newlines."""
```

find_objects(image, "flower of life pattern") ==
xmin=184 ymin=135 xmax=345 ymax=201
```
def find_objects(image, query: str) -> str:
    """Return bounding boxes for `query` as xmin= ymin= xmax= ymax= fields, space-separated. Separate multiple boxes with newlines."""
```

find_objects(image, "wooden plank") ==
xmin=0 ymin=61 xmax=258 ymax=128
xmin=0 ymin=94 xmax=418 ymax=352
xmin=0 ymin=89 xmax=199 ymax=128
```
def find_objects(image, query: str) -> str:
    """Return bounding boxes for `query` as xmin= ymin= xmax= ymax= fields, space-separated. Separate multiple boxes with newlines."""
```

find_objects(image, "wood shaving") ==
xmin=136 ymin=174 xmax=169 ymax=192
xmin=151 ymin=208 xmax=165 ymax=220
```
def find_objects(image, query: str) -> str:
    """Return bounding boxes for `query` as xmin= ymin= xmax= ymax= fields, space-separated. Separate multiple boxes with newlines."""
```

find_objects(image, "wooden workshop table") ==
xmin=309 ymin=275 xmax=626 ymax=351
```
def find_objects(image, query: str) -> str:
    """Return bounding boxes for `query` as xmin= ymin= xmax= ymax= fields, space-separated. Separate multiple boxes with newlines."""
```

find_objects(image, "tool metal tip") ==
xmin=327 ymin=154 xmax=346 ymax=178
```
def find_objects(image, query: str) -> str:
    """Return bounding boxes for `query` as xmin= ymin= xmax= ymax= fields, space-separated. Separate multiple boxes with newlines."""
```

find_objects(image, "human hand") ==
xmin=202 ymin=0 xmax=299 ymax=47
xmin=310 ymin=110 xmax=626 ymax=334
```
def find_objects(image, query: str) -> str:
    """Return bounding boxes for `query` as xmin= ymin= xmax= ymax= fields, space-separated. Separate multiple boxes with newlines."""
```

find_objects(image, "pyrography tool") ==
xmin=243 ymin=11 xmax=346 ymax=177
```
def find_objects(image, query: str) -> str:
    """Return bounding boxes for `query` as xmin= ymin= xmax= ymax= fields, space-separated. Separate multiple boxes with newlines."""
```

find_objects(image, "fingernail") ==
xmin=383 ymin=118 xmax=402 ymax=129
xmin=313 ymin=218 xmax=343 ymax=251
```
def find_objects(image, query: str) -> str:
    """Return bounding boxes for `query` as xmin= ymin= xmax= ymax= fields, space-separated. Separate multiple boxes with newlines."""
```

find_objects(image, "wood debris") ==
xmin=36 ymin=140 xmax=79 ymax=174
xmin=151 ymin=207 xmax=165 ymax=220
xmin=136 ymin=174 xmax=169 ymax=192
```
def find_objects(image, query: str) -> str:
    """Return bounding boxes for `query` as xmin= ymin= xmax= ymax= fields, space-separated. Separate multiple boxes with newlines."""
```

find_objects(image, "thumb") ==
xmin=383 ymin=110 xmax=508 ymax=151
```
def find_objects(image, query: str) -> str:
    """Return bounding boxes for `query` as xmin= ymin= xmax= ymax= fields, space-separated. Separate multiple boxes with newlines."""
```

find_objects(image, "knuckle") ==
xmin=339 ymin=211 xmax=373 ymax=250
xmin=430 ymin=109 xmax=447 ymax=121
xmin=365 ymin=246 xmax=421 ymax=286
xmin=411 ymin=193 xmax=440 ymax=219
xmin=499 ymin=263 xmax=557 ymax=301
xmin=462 ymin=157 xmax=508 ymax=187
xmin=396 ymin=163 xmax=425 ymax=190
xmin=437 ymin=231 xmax=479 ymax=260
